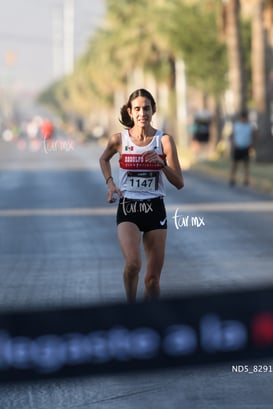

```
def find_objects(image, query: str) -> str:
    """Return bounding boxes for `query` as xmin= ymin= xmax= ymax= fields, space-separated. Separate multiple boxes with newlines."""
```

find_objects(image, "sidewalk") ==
xmin=182 ymin=154 xmax=273 ymax=195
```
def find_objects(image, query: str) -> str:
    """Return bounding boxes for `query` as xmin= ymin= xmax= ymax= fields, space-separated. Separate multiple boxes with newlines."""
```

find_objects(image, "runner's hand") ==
xmin=107 ymin=181 xmax=122 ymax=203
xmin=143 ymin=150 xmax=165 ymax=167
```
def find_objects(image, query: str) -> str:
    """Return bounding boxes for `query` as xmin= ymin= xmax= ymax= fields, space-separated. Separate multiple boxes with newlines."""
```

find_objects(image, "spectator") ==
xmin=229 ymin=110 xmax=256 ymax=186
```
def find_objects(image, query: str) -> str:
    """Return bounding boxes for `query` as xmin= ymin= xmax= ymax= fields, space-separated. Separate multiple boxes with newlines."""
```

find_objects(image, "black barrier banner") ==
xmin=1 ymin=286 xmax=273 ymax=382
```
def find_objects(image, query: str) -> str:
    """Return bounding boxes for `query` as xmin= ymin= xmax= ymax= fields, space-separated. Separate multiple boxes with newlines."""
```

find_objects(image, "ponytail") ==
xmin=119 ymin=104 xmax=134 ymax=128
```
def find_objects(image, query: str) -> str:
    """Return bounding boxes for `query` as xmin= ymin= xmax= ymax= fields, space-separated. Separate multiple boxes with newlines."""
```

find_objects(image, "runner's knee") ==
xmin=144 ymin=275 xmax=160 ymax=290
xmin=124 ymin=260 xmax=141 ymax=277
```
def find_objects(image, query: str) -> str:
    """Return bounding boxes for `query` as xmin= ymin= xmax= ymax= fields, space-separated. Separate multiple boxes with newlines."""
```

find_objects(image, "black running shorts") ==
xmin=116 ymin=197 xmax=167 ymax=233
xmin=232 ymin=147 xmax=250 ymax=161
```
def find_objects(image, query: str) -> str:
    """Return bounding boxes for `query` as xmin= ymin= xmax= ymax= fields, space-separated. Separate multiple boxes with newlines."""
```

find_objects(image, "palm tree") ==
xmin=250 ymin=0 xmax=273 ymax=161
xmin=41 ymin=0 xmax=228 ymax=144
xmin=89 ymin=0 xmax=176 ymax=126
xmin=221 ymin=0 xmax=247 ymax=113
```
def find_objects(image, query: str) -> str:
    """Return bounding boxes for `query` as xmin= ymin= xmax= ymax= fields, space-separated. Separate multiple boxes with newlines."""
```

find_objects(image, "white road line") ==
xmin=0 ymin=201 xmax=272 ymax=217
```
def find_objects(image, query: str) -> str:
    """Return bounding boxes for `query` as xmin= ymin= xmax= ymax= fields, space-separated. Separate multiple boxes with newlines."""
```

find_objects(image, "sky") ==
xmin=0 ymin=0 xmax=106 ymax=95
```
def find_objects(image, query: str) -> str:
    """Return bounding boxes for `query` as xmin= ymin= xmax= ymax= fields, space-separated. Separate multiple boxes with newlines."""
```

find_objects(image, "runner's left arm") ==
xmin=161 ymin=134 xmax=184 ymax=189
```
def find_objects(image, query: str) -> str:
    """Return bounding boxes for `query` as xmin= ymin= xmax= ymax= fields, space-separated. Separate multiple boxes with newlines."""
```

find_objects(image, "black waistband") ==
xmin=120 ymin=196 xmax=164 ymax=203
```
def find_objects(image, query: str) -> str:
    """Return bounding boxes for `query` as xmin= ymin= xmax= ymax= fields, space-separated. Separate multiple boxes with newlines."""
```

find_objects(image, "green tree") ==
xmin=221 ymin=0 xmax=247 ymax=113
xmin=251 ymin=0 xmax=273 ymax=161
xmin=166 ymin=0 xmax=228 ymax=98
xmin=40 ymin=0 xmax=228 ymax=140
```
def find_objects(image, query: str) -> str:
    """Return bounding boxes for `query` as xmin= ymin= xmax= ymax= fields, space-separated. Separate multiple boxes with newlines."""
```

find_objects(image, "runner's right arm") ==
xmin=99 ymin=133 xmax=123 ymax=203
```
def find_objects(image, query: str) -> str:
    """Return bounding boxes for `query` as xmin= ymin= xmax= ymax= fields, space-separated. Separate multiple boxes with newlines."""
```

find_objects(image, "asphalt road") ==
xmin=0 ymin=137 xmax=273 ymax=408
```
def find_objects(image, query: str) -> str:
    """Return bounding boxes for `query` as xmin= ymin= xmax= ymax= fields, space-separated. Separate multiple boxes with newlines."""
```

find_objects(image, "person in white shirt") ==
xmin=229 ymin=110 xmax=256 ymax=186
xmin=100 ymin=89 xmax=184 ymax=302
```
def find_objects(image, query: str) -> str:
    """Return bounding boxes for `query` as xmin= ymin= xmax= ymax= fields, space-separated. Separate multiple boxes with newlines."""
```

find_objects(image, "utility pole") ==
xmin=52 ymin=5 xmax=63 ymax=80
xmin=63 ymin=0 xmax=75 ymax=75
xmin=175 ymin=58 xmax=188 ymax=149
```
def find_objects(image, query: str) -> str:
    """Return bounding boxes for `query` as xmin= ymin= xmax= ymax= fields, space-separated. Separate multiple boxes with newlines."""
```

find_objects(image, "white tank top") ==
xmin=119 ymin=129 xmax=166 ymax=199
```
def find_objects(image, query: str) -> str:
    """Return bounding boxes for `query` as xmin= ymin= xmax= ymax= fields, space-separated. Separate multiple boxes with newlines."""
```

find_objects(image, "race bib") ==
xmin=126 ymin=171 xmax=159 ymax=192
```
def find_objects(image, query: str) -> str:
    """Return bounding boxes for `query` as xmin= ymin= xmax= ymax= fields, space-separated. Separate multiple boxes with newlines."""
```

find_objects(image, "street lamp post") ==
xmin=63 ymin=0 xmax=75 ymax=75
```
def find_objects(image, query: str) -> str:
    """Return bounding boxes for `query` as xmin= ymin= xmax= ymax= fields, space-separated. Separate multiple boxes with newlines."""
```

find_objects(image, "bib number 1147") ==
xmin=126 ymin=172 xmax=159 ymax=192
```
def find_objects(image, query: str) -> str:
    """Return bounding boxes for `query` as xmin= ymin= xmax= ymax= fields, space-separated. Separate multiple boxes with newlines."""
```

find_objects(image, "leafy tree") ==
xmin=251 ymin=0 xmax=273 ymax=161
xmin=40 ymin=0 xmax=228 ymax=124
xmin=220 ymin=0 xmax=247 ymax=112
xmin=165 ymin=0 xmax=227 ymax=98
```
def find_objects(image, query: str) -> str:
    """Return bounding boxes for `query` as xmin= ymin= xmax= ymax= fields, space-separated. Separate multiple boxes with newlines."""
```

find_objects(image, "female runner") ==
xmin=100 ymin=88 xmax=184 ymax=302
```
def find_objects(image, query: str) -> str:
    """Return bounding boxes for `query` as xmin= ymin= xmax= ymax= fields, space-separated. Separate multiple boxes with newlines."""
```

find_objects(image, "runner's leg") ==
xmin=143 ymin=229 xmax=167 ymax=300
xmin=118 ymin=222 xmax=141 ymax=302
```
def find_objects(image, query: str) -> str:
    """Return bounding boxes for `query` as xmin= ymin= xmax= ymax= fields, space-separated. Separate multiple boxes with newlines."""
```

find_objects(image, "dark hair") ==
xmin=119 ymin=88 xmax=156 ymax=128
xmin=240 ymin=109 xmax=248 ymax=119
